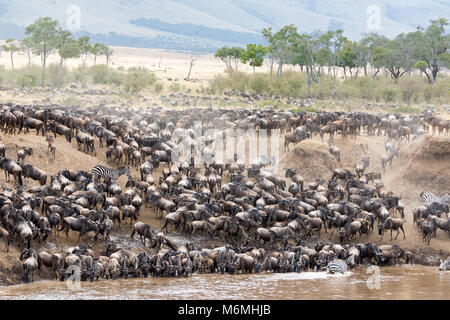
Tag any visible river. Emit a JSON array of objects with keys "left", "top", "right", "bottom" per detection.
[{"left": 0, "top": 265, "right": 448, "bottom": 299}]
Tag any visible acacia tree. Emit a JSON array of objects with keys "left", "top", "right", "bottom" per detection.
[
  {"left": 2, "top": 38, "right": 21, "bottom": 69},
  {"left": 359, "top": 33, "right": 390, "bottom": 80},
  {"left": 322, "top": 29, "right": 347, "bottom": 94},
  {"left": 78, "top": 35, "right": 91, "bottom": 68},
  {"left": 261, "top": 27, "right": 276, "bottom": 80},
  {"left": 102, "top": 45, "right": 114, "bottom": 66},
  {"left": 90, "top": 43, "right": 106, "bottom": 65},
  {"left": 339, "top": 41, "right": 358, "bottom": 79},
  {"left": 20, "top": 37, "right": 34, "bottom": 68},
  {"left": 214, "top": 46, "right": 244, "bottom": 76},
  {"left": 56, "top": 30, "right": 80, "bottom": 87},
  {"left": 25, "top": 17, "right": 61, "bottom": 86},
  {"left": 413, "top": 18, "right": 449, "bottom": 83},
  {"left": 241, "top": 44, "right": 268, "bottom": 75},
  {"left": 271, "top": 25, "right": 298, "bottom": 78}
]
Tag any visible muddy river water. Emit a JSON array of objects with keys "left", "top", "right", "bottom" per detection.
[{"left": 0, "top": 265, "right": 448, "bottom": 299}]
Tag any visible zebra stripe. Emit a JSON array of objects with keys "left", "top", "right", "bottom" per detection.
[
  {"left": 421, "top": 192, "right": 449, "bottom": 206},
  {"left": 91, "top": 165, "right": 130, "bottom": 182},
  {"left": 325, "top": 259, "right": 348, "bottom": 274}
]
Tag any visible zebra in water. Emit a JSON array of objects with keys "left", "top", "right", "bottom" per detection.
[
  {"left": 440, "top": 257, "right": 450, "bottom": 271},
  {"left": 91, "top": 165, "right": 131, "bottom": 183},
  {"left": 324, "top": 259, "right": 348, "bottom": 274}
]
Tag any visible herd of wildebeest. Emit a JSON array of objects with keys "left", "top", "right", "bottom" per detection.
[{"left": 0, "top": 102, "right": 449, "bottom": 283}]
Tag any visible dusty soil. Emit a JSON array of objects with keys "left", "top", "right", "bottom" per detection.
[{"left": 0, "top": 123, "right": 449, "bottom": 285}]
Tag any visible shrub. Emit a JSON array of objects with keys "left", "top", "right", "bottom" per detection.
[
  {"left": 89, "top": 65, "right": 109, "bottom": 84},
  {"left": 392, "top": 105, "right": 421, "bottom": 114},
  {"left": 154, "top": 82, "right": 164, "bottom": 93},
  {"left": 46, "top": 63, "right": 70, "bottom": 87},
  {"left": 169, "top": 83, "right": 181, "bottom": 92},
  {"left": 63, "top": 96, "right": 81, "bottom": 106},
  {"left": 18, "top": 74, "right": 37, "bottom": 88},
  {"left": 122, "top": 67, "right": 157, "bottom": 93},
  {"left": 382, "top": 89, "right": 397, "bottom": 102},
  {"left": 249, "top": 74, "right": 269, "bottom": 94}
]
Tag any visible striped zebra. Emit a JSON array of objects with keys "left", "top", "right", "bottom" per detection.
[
  {"left": 420, "top": 192, "right": 449, "bottom": 206},
  {"left": 91, "top": 165, "right": 131, "bottom": 183},
  {"left": 324, "top": 259, "right": 348, "bottom": 274}
]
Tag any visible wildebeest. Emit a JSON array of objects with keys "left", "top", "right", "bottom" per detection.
[
  {"left": 131, "top": 222, "right": 155, "bottom": 246},
  {"left": 378, "top": 218, "right": 405, "bottom": 241},
  {"left": 20, "top": 249, "right": 39, "bottom": 283},
  {"left": 60, "top": 217, "right": 99, "bottom": 241},
  {"left": 17, "top": 147, "right": 33, "bottom": 162},
  {"left": 0, "top": 227, "right": 11, "bottom": 252},
  {"left": 19, "top": 117, "right": 45, "bottom": 136},
  {"left": 328, "top": 138, "right": 340, "bottom": 163},
  {"left": 0, "top": 157, "right": 23, "bottom": 185},
  {"left": 19, "top": 163, "right": 47, "bottom": 186}
]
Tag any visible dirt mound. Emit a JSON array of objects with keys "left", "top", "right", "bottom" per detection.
[
  {"left": 0, "top": 132, "right": 110, "bottom": 189},
  {"left": 409, "top": 136, "right": 450, "bottom": 159},
  {"left": 280, "top": 141, "right": 338, "bottom": 182},
  {"left": 395, "top": 136, "right": 450, "bottom": 195}
]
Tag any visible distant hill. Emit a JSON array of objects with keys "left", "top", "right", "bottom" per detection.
[{"left": 0, "top": 0, "right": 448, "bottom": 52}]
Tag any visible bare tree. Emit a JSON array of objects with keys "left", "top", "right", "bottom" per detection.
[{"left": 185, "top": 53, "right": 196, "bottom": 80}]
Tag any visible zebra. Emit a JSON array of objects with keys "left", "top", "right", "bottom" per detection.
[
  {"left": 420, "top": 192, "right": 450, "bottom": 217},
  {"left": 420, "top": 192, "right": 449, "bottom": 206},
  {"left": 439, "top": 257, "right": 450, "bottom": 271},
  {"left": 324, "top": 259, "right": 348, "bottom": 274},
  {"left": 91, "top": 165, "right": 131, "bottom": 183}
]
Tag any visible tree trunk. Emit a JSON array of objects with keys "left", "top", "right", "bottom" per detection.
[
  {"left": 82, "top": 54, "right": 88, "bottom": 68},
  {"left": 343, "top": 66, "right": 347, "bottom": 79},
  {"left": 269, "top": 58, "right": 273, "bottom": 81},
  {"left": 333, "top": 66, "right": 337, "bottom": 96},
  {"left": 10, "top": 51, "right": 14, "bottom": 70},
  {"left": 306, "top": 66, "right": 312, "bottom": 88},
  {"left": 431, "top": 65, "right": 439, "bottom": 84},
  {"left": 41, "top": 49, "right": 46, "bottom": 87},
  {"left": 278, "top": 58, "right": 283, "bottom": 78},
  {"left": 57, "top": 57, "right": 63, "bottom": 88},
  {"left": 372, "top": 68, "right": 379, "bottom": 80},
  {"left": 186, "top": 58, "right": 194, "bottom": 80}
]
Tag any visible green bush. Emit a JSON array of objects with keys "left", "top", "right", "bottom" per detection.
[
  {"left": 382, "top": 89, "right": 397, "bottom": 102},
  {"left": 392, "top": 105, "right": 421, "bottom": 114},
  {"left": 208, "top": 69, "right": 449, "bottom": 107},
  {"left": 107, "top": 69, "right": 124, "bottom": 87},
  {"left": 154, "top": 82, "right": 164, "bottom": 93},
  {"left": 169, "top": 83, "right": 181, "bottom": 92},
  {"left": 122, "top": 67, "right": 157, "bottom": 93},
  {"left": 89, "top": 65, "right": 109, "bottom": 84},
  {"left": 63, "top": 96, "right": 81, "bottom": 106},
  {"left": 18, "top": 74, "right": 37, "bottom": 88},
  {"left": 46, "top": 63, "right": 70, "bottom": 87},
  {"left": 249, "top": 74, "right": 269, "bottom": 94}
]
